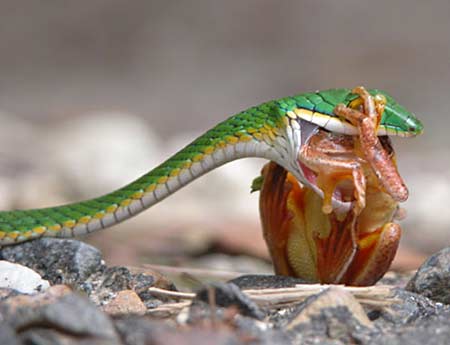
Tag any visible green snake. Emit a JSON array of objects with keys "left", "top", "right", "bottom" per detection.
[{"left": 0, "top": 88, "right": 423, "bottom": 245}]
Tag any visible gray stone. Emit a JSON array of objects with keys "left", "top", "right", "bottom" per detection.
[
  {"left": 369, "top": 288, "right": 442, "bottom": 327},
  {"left": 284, "top": 287, "right": 373, "bottom": 344},
  {"left": 232, "top": 315, "right": 293, "bottom": 345},
  {"left": 229, "top": 274, "right": 308, "bottom": 290},
  {"left": 115, "top": 315, "right": 243, "bottom": 345},
  {"left": 19, "top": 328, "right": 119, "bottom": 345},
  {"left": 369, "top": 309, "right": 450, "bottom": 345},
  {"left": 41, "top": 294, "right": 118, "bottom": 338},
  {"left": 0, "top": 261, "right": 49, "bottom": 293},
  {"left": 114, "top": 317, "right": 173, "bottom": 345},
  {"left": 0, "top": 238, "right": 103, "bottom": 286},
  {"left": 406, "top": 247, "right": 450, "bottom": 304},
  {"left": 193, "top": 282, "right": 265, "bottom": 320},
  {"left": 0, "top": 323, "right": 20, "bottom": 345},
  {"left": 82, "top": 266, "right": 171, "bottom": 307},
  {"left": 2, "top": 292, "right": 119, "bottom": 343}
]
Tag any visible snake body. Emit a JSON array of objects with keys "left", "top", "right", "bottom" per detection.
[{"left": 0, "top": 88, "right": 422, "bottom": 245}]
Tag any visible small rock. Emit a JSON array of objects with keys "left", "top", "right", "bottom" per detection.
[
  {"left": 114, "top": 317, "right": 173, "bottom": 345},
  {"left": 0, "top": 285, "right": 72, "bottom": 314},
  {"left": 369, "top": 309, "right": 450, "bottom": 345},
  {"left": 284, "top": 287, "right": 373, "bottom": 343},
  {"left": 406, "top": 247, "right": 450, "bottom": 304},
  {"left": 229, "top": 274, "right": 308, "bottom": 290},
  {"left": 232, "top": 315, "right": 293, "bottom": 345},
  {"left": 0, "top": 323, "right": 19, "bottom": 345},
  {"left": 102, "top": 290, "right": 146, "bottom": 316},
  {"left": 0, "top": 238, "right": 103, "bottom": 286},
  {"left": 192, "top": 282, "right": 265, "bottom": 320},
  {"left": 19, "top": 328, "right": 118, "bottom": 345},
  {"left": 130, "top": 271, "right": 172, "bottom": 308},
  {"left": 84, "top": 266, "right": 175, "bottom": 307},
  {"left": 370, "top": 288, "right": 441, "bottom": 326},
  {"left": 116, "top": 316, "right": 242, "bottom": 345},
  {"left": 96, "top": 266, "right": 133, "bottom": 292},
  {"left": 1, "top": 289, "right": 120, "bottom": 343},
  {"left": 0, "top": 261, "right": 49, "bottom": 293}
]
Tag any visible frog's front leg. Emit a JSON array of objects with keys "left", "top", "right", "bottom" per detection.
[
  {"left": 298, "top": 130, "right": 366, "bottom": 216},
  {"left": 334, "top": 86, "right": 408, "bottom": 202},
  {"left": 298, "top": 133, "right": 367, "bottom": 281}
]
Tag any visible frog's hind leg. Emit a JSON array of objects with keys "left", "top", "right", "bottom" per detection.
[{"left": 343, "top": 222, "right": 401, "bottom": 286}]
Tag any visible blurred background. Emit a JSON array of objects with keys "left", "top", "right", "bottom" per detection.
[{"left": 0, "top": 1, "right": 448, "bottom": 274}]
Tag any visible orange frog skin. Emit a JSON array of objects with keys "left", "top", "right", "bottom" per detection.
[{"left": 258, "top": 131, "right": 402, "bottom": 286}]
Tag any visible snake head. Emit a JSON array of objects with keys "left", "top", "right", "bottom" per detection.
[{"left": 348, "top": 88, "right": 424, "bottom": 137}]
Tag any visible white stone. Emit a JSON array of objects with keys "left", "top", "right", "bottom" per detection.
[{"left": 0, "top": 261, "right": 50, "bottom": 294}]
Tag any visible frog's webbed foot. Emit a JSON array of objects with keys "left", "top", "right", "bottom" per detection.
[{"left": 334, "top": 86, "right": 409, "bottom": 202}]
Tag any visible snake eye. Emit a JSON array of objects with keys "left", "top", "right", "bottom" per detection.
[{"left": 348, "top": 98, "right": 364, "bottom": 110}]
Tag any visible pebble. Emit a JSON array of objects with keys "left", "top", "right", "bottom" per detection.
[
  {"left": 0, "top": 238, "right": 103, "bottom": 286},
  {"left": 192, "top": 282, "right": 265, "bottom": 320},
  {"left": 83, "top": 266, "right": 175, "bottom": 307},
  {"left": 284, "top": 286, "right": 373, "bottom": 344},
  {"left": 406, "top": 247, "right": 450, "bottom": 304},
  {"left": 1, "top": 288, "right": 120, "bottom": 344},
  {"left": 369, "top": 309, "right": 450, "bottom": 345},
  {"left": 0, "top": 323, "right": 19, "bottom": 345},
  {"left": 229, "top": 274, "right": 308, "bottom": 289},
  {"left": 0, "top": 261, "right": 49, "bottom": 294},
  {"left": 370, "top": 288, "right": 440, "bottom": 326},
  {"left": 102, "top": 290, "right": 146, "bottom": 316}
]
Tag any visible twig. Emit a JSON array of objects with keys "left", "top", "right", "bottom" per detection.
[
  {"left": 148, "top": 287, "right": 195, "bottom": 299},
  {"left": 146, "top": 301, "right": 191, "bottom": 317},
  {"left": 147, "top": 283, "right": 398, "bottom": 309}
]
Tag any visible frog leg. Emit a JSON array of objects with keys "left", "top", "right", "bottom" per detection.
[
  {"left": 342, "top": 222, "right": 401, "bottom": 286},
  {"left": 298, "top": 138, "right": 368, "bottom": 282},
  {"left": 298, "top": 138, "right": 367, "bottom": 216},
  {"left": 260, "top": 161, "right": 357, "bottom": 283},
  {"left": 334, "top": 87, "right": 408, "bottom": 202},
  {"left": 259, "top": 162, "right": 298, "bottom": 276}
]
